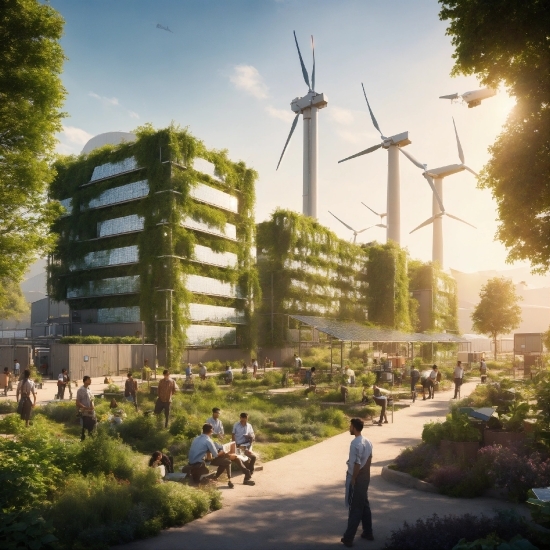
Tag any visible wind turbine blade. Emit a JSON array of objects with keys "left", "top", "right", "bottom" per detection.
[
  {"left": 329, "top": 211, "right": 356, "bottom": 232},
  {"left": 293, "top": 31, "right": 310, "bottom": 89},
  {"left": 463, "top": 165, "right": 479, "bottom": 177},
  {"left": 376, "top": 224, "right": 387, "bottom": 228},
  {"left": 311, "top": 36, "right": 315, "bottom": 91},
  {"left": 276, "top": 113, "right": 300, "bottom": 170},
  {"left": 356, "top": 227, "right": 371, "bottom": 234},
  {"left": 361, "top": 83, "right": 384, "bottom": 137},
  {"left": 423, "top": 174, "right": 445, "bottom": 214},
  {"left": 361, "top": 202, "right": 380, "bottom": 217},
  {"left": 445, "top": 212, "right": 476, "bottom": 229},
  {"left": 410, "top": 216, "right": 436, "bottom": 234},
  {"left": 338, "top": 143, "right": 382, "bottom": 163},
  {"left": 452, "top": 117, "right": 465, "bottom": 164},
  {"left": 398, "top": 147, "right": 426, "bottom": 170}
]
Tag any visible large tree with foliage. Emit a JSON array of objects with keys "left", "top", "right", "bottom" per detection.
[
  {"left": 471, "top": 277, "right": 522, "bottom": 359},
  {"left": 0, "top": 0, "right": 65, "bottom": 295},
  {"left": 0, "top": 279, "right": 28, "bottom": 322},
  {"left": 439, "top": 0, "right": 550, "bottom": 271}
]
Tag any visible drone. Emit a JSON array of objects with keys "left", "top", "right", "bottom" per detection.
[
  {"left": 156, "top": 24, "right": 173, "bottom": 33},
  {"left": 440, "top": 87, "right": 496, "bottom": 108}
]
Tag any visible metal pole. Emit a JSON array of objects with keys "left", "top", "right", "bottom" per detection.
[
  {"left": 141, "top": 320, "right": 145, "bottom": 373},
  {"left": 271, "top": 272, "right": 274, "bottom": 343}
]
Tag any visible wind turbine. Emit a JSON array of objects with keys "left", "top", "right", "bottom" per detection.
[
  {"left": 328, "top": 211, "right": 383, "bottom": 244},
  {"left": 361, "top": 202, "right": 387, "bottom": 228},
  {"left": 276, "top": 32, "right": 328, "bottom": 219},
  {"left": 401, "top": 118, "right": 477, "bottom": 268},
  {"left": 338, "top": 84, "right": 436, "bottom": 245}
]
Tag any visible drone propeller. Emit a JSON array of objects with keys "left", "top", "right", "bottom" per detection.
[{"left": 276, "top": 113, "right": 300, "bottom": 170}]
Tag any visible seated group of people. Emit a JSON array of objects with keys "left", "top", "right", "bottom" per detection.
[{"left": 150, "top": 408, "right": 257, "bottom": 488}]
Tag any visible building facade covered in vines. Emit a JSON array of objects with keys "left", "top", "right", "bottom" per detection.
[
  {"left": 256, "top": 210, "right": 369, "bottom": 345},
  {"left": 48, "top": 125, "right": 259, "bottom": 366}
]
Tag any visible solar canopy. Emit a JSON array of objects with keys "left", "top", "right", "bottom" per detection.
[{"left": 289, "top": 315, "right": 468, "bottom": 344}]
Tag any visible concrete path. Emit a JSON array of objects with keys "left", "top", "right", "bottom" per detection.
[{"left": 122, "top": 379, "right": 527, "bottom": 550}]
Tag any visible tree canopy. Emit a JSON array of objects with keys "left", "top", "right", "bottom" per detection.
[
  {"left": 471, "top": 277, "right": 522, "bottom": 359},
  {"left": 0, "top": 279, "right": 28, "bottom": 322},
  {"left": 0, "top": 0, "right": 65, "bottom": 287},
  {"left": 439, "top": 0, "right": 550, "bottom": 272}
]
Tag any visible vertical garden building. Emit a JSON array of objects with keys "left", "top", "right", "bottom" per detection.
[{"left": 49, "top": 126, "right": 258, "bottom": 366}]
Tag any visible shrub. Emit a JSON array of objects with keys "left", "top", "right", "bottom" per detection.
[
  {"left": 383, "top": 510, "right": 531, "bottom": 550},
  {"left": 393, "top": 443, "right": 439, "bottom": 479},
  {"left": 0, "top": 413, "right": 25, "bottom": 435},
  {"left": 38, "top": 401, "right": 79, "bottom": 423},
  {"left": 0, "top": 510, "right": 58, "bottom": 549},
  {"left": 452, "top": 535, "right": 538, "bottom": 550},
  {"left": 317, "top": 407, "right": 348, "bottom": 429},
  {"left": 116, "top": 414, "right": 171, "bottom": 452},
  {"left": 0, "top": 400, "right": 17, "bottom": 414},
  {"left": 78, "top": 428, "right": 137, "bottom": 480},
  {"left": 478, "top": 443, "right": 550, "bottom": 501},
  {"left": 421, "top": 411, "right": 480, "bottom": 445}
]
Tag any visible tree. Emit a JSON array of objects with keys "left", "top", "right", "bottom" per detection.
[
  {"left": 0, "top": 279, "right": 29, "bottom": 322},
  {"left": 0, "top": 0, "right": 65, "bottom": 287},
  {"left": 471, "top": 277, "right": 522, "bottom": 359},
  {"left": 439, "top": 1, "right": 550, "bottom": 272}
]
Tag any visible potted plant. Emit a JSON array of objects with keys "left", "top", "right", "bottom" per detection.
[{"left": 438, "top": 410, "right": 481, "bottom": 462}]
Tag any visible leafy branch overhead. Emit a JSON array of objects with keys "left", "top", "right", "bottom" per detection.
[{"left": 439, "top": 0, "right": 550, "bottom": 272}]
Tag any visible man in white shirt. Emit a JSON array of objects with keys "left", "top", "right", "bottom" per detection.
[
  {"left": 76, "top": 375, "right": 96, "bottom": 440},
  {"left": 294, "top": 353, "right": 302, "bottom": 372},
  {"left": 198, "top": 362, "right": 207, "bottom": 381},
  {"left": 188, "top": 423, "right": 235, "bottom": 488},
  {"left": 252, "top": 358, "right": 258, "bottom": 378},
  {"left": 232, "top": 412, "right": 257, "bottom": 480},
  {"left": 453, "top": 361, "right": 464, "bottom": 399},
  {"left": 206, "top": 407, "right": 224, "bottom": 439},
  {"left": 13, "top": 359, "right": 20, "bottom": 378},
  {"left": 341, "top": 418, "right": 373, "bottom": 547}
]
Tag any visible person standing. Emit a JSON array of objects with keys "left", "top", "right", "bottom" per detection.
[
  {"left": 341, "top": 417, "right": 373, "bottom": 547},
  {"left": 198, "top": 362, "right": 207, "bottom": 381},
  {"left": 372, "top": 383, "right": 389, "bottom": 425},
  {"left": 57, "top": 369, "right": 68, "bottom": 400},
  {"left": 410, "top": 364, "right": 420, "bottom": 400},
  {"left": 294, "top": 353, "right": 302, "bottom": 373},
  {"left": 252, "top": 358, "right": 258, "bottom": 378},
  {"left": 13, "top": 359, "right": 20, "bottom": 379},
  {"left": 155, "top": 369, "right": 176, "bottom": 428},
  {"left": 0, "top": 367, "right": 10, "bottom": 396},
  {"left": 224, "top": 364, "right": 233, "bottom": 385},
  {"left": 422, "top": 365, "right": 437, "bottom": 400},
  {"left": 16, "top": 369, "right": 36, "bottom": 427},
  {"left": 480, "top": 359, "right": 488, "bottom": 383},
  {"left": 232, "top": 412, "right": 257, "bottom": 481},
  {"left": 453, "top": 361, "right": 464, "bottom": 399},
  {"left": 124, "top": 371, "right": 138, "bottom": 410},
  {"left": 76, "top": 376, "right": 96, "bottom": 440}
]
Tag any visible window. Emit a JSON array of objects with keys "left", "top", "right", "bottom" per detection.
[
  {"left": 189, "top": 182, "right": 238, "bottom": 213},
  {"left": 186, "top": 325, "right": 237, "bottom": 346},
  {"left": 98, "top": 215, "right": 144, "bottom": 237},
  {"left": 91, "top": 157, "right": 138, "bottom": 181},
  {"left": 86, "top": 180, "right": 149, "bottom": 209}
]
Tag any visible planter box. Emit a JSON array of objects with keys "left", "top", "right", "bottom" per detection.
[
  {"left": 524, "top": 419, "right": 537, "bottom": 433},
  {"left": 440, "top": 440, "right": 480, "bottom": 462},
  {"left": 483, "top": 429, "right": 526, "bottom": 447}
]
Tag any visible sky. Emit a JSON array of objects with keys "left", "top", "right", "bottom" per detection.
[{"left": 50, "top": 0, "right": 520, "bottom": 274}]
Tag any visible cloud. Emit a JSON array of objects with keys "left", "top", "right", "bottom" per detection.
[
  {"left": 89, "top": 91, "right": 119, "bottom": 106},
  {"left": 265, "top": 105, "right": 295, "bottom": 123},
  {"left": 61, "top": 125, "right": 93, "bottom": 145},
  {"left": 329, "top": 106, "right": 354, "bottom": 125},
  {"left": 229, "top": 65, "right": 268, "bottom": 99},
  {"left": 128, "top": 110, "right": 140, "bottom": 119}
]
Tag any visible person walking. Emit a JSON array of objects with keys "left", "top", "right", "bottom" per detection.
[
  {"left": 16, "top": 369, "right": 36, "bottom": 427},
  {"left": 13, "top": 359, "right": 20, "bottom": 379},
  {"left": 341, "top": 417, "right": 373, "bottom": 547},
  {"left": 76, "top": 376, "right": 96, "bottom": 440},
  {"left": 372, "top": 383, "right": 389, "bottom": 425},
  {"left": 57, "top": 368, "right": 69, "bottom": 400},
  {"left": 124, "top": 371, "right": 138, "bottom": 411},
  {"left": 155, "top": 369, "right": 176, "bottom": 428},
  {"left": 410, "top": 364, "right": 420, "bottom": 401},
  {"left": 453, "top": 361, "right": 464, "bottom": 399},
  {"left": 252, "top": 358, "right": 258, "bottom": 378},
  {"left": 0, "top": 367, "right": 10, "bottom": 396},
  {"left": 480, "top": 359, "right": 488, "bottom": 383}
]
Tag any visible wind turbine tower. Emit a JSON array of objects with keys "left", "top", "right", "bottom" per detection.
[
  {"left": 338, "top": 85, "right": 435, "bottom": 246},
  {"left": 277, "top": 32, "right": 328, "bottom": 219},
  {"left": 402, "top": 119, "right": 477, "bottom": 268}
]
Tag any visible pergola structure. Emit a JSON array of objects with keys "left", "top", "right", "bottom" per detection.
[{"left": 289, "top": 315, "right": 469, "bottom": 370}]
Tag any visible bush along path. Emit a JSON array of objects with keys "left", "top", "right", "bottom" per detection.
[{"left": 121, "top": 379, "right": 532, "bottom": 550}]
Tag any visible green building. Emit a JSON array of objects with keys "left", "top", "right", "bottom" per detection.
[
  {"left": 408, "top": 260, "right": 459, "bottom": 333},
  {"left": 48, "top": 125, "right": 258, "bottom": 367},
  {"left": 256, "top": 210, "right": 369, "bottom": 345}
]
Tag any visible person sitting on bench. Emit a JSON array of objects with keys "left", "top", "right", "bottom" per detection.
[
  {"left": 232, "top": 413, "right": 257, "bottom": 485},
  {"left": 188, "top": 423, "right": 237, "bottom": 488}
]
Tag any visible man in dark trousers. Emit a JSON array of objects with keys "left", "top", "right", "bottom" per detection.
[{"left": 341, "top": 418, "right": 373, "bottom": 547}]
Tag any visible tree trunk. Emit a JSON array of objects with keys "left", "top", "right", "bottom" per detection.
[{"left": 493, "top": 334, "right": 498, "bottom": 361}]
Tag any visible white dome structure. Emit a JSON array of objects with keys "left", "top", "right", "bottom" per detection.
[{"left": 81, "top": 131, "right": 137, "bottom": 154}]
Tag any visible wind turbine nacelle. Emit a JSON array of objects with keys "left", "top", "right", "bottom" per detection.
[
  {"left": 382, "top": 131, "right": 411, "bottom": 148},
  {"left": 462, "top": 88, "right": 496, "bottom": 108},
  {"left": 426, "top": 164, "right": 464, "bottom": 178},
  {"left": 291, "top": 92, "right": 328, "bottom": 113}
]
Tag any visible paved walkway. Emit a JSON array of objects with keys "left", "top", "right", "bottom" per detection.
[{"left": 122, "top": 380, "right": 527, "bottom": 550}]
